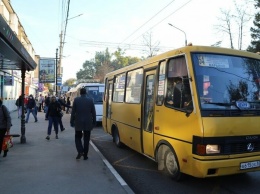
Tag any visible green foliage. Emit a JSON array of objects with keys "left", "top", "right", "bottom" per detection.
[
  {"left": 63, "top": 78, "right": 76, "bottom": 86},
  {"left": 248, "top": 0, "right": 260, "bottom": 52},
  {"left": 76, "top": 48, "right": 141, "bottom": 82},
  {"left": 76, "top": 60, "right": 96, "bottom": 80},
  {"left": 111, "top": 48, "right": 141, "bottom": 70}
]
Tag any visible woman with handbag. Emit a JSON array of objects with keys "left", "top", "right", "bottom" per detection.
[
  {"left": 0, "top": 98, "right": 12, "bottom": 157},
  {"left": 46, "top": 96, "right": 62, "bottom": 140}
]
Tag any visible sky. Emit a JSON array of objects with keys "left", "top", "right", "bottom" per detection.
[{"left": 11, "top": 0, "right": 256, "bottom": 83}]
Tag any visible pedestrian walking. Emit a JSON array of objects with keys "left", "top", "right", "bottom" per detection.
[
  {"left": 44, "top": 94, "right": 51, "bottom": 120},
  {"left": 25, "top": 94, "right": 38, "bottom": 123},
  {"left": 0, "top": 98, "right": 12, "bottom": 157},
  {"left": 15, "top": 95, "right": 23, "bottom": 118},
  {"left": 70, "top": 88, "right": 96, "bottom": 160},
  {"left": 56, "top": 96, "right": 71, "bottom": 131},
  {"left": 66, "top": 96, "right": 71, "bottom": 114},
  {"left": 38, "top": 94, "right": 44, "bottom": 112},
  {"left": 46, "top": 96, "right": 62, "bottom": 140},
  {"left": 24, "top": 95, "right": 28, "bottom": 109},
  {"left": 35, "top": 96, "right": 39, "bottom": 116}
]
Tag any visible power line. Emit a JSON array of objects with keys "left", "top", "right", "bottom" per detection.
[
  {"left": 78, "top": 40, "right": 174, "bottom": 52},
  {"left": 119, "top": 0, "right": 175, "bottom": 45},
  {"left": 128, "top": 0, "right": 193, "bottom": 44}
]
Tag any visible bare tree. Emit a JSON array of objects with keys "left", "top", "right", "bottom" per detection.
[
  {"left": 142, "top": 31, "right": 160, "bottom": 58},
  {"left": 216, "top": 9, "right": 234, "bottom": 49},
  {"left": 214, "top": 0, "right": 252, "bottom": 50},
  {"left": 233, "top": 1, "right": 252, "bottom": 50}
]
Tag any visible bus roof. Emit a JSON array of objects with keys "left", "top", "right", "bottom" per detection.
[
  {"left": 105, "top": 45, "right": 260, "bottom": 78},
  {"left": 75, "top": 83, "right": 105, "bottom": 89}
]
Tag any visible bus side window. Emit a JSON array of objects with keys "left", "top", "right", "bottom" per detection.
[{"left": 166, "top": 77, "right": 182, "bottom": 108}]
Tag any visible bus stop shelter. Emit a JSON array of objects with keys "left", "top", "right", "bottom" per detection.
[{"left": 0, "top": 14, "right": 37, "bottom": 143}]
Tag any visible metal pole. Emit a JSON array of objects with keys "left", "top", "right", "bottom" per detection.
[
  {"left": 20, "top": 66, "right": 26, "bottom": 143},
  {"left": 168, "top": 23, "right": 187, "bottom": 46},
  {"left": 56, "top": 48, "right": 58, "bottom": 95}
]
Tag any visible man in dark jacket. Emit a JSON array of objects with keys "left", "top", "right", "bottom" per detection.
[
  {"left": 70, "top": 88, "right": 96, "bottom": 160},
  {"left": 25, "top": 94, "right": 38, "bottom": 123}
]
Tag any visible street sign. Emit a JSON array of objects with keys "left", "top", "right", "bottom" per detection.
[
  {"left": 3, "top": 76, "right": 13, "bottom": 86},
  {"left": 57, "top": 77, "right": 62, "bottom": 86}
]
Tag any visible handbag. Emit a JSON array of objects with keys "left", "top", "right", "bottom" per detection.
[{"left": 2, "top": 135, "right": 13, "bottom": 151}]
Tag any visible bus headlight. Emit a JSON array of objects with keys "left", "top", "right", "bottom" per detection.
[{"left": 206, "top": 144, "right": 220, "bottom": 154}]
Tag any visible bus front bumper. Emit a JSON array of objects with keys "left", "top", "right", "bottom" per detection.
[{"left": 190, "top": 154, "right": 260, "bottom": 178}]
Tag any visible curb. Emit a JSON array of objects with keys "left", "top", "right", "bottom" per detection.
[{"left": 90, "top": 140, "right": 135, "bottom": 194}]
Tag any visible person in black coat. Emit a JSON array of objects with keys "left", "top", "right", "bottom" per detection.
[
  {"left": 16, "top": 95, "right": 23, "bottom": 118},
  {"left": 25, "top": 94, "right": 38, "bottom": 123},
  {"left": 56, "top": 96, "right": 71, "bottom": 131},
  {"left": 46, "top": 96, "right": 62, "bottom": 140},
  {"left": 70, "top": 88, "right": 96, "bottom": 160},
  {"left": 0, "top": 99, "right": 12, "bottom": 157}
]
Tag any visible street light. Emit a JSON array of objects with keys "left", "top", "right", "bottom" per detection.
[{"left": 168, "top": 23, "right": 187, "bottom": 46}]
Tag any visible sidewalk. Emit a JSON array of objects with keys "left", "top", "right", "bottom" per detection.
[{"left": 0, "top": 110, "right": 134, "bottom": 194}]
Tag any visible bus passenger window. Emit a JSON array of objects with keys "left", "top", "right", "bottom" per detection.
[
  {"left": 166, "top": 77, "right": 182, "bottom": 108},
  {"left": 166, "top": 77, "right": 193, "bottom": 110}
]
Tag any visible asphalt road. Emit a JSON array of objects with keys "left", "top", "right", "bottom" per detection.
[{"left": 91, "top": 126, "right": 260, "bottom": 194}]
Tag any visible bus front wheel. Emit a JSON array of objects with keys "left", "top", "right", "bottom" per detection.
[
  {"left": 113, "top": 128, "right": 123, "bottom": 148},
  {"left": 164, "top": 147, "right": 183, "bottom": 181}
]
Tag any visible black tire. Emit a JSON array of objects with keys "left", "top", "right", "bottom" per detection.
[
  {"left": 113, "top": 128, "right": 123, "bottom": 148},
  {"left": 164, "top": 147, "right": 183, "bottom": 181}
]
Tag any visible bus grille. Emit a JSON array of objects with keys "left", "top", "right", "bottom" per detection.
[{"left": 222, "top": 142, "right": 260, "bottom": 154}]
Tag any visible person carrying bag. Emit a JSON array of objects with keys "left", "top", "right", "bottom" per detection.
[{"left": 0, "top": 98, "right": 12, "bottom": 157}]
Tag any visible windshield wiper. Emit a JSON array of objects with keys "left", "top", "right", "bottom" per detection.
[{"left": 203, "top": 102, "right": 233, "bottom": 107}]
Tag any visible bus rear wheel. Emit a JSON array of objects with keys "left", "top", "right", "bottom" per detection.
[
  {"left": 113, "top": 128, "right": 123, "bottom": 148},
  {"left": 164, "top": 147, "right": 183, "bottom": 181}
]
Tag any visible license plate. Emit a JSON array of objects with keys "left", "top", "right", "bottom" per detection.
[{"left": 240, "top": 161, "right": 260, "bottom": 170}]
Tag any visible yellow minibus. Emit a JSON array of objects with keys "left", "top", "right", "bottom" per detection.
[{"left": 102, "top": 45, "right": 260, "bottom": 180}]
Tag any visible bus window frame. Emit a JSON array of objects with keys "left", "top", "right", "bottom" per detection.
[
  {"left": 125, "top": 68, "right": 144, "bottom": 104},
  {"left": 112, "top": 73, "right": 126, "bottom": 103},
  {"left": 164, "top": 55, "right": 194, "bottom": 113}
]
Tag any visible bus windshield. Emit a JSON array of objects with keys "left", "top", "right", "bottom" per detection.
[
  {"left": 84, "top": 86, "right": 104, "bottom": 104},
  {"left": 192, "top": 53, "right": 260, "bottom": 110}
]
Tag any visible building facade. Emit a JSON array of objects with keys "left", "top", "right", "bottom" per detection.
[{"left": 0, "top": 0, "right": 39, "bottom": 111}]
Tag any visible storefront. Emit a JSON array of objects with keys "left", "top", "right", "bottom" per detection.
[{"left": 0, "top": 14, "right": 37, "bottom": 143}]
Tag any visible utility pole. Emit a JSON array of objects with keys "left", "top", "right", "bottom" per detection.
[
  {"left": 57, "top": 13, "right": 83, "bottom": 95},
  {"left": 55, "top": 48, "right": 58, "bottom": 95}
]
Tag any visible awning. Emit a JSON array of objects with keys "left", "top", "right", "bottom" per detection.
[{"left": 0, "top": 14, "right": 37, "bottom": 71}]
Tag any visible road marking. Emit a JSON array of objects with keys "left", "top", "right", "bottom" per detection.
[{"left": 90, "top": 140, "right": 135, "bottom": 194}]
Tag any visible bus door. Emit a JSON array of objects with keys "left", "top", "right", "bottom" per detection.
[
  {"left": 104, "top": 80, "right": 113, "bottom": 133},
  {"left": 142, "top": 69, "right": 156, "bottom": 157}
]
